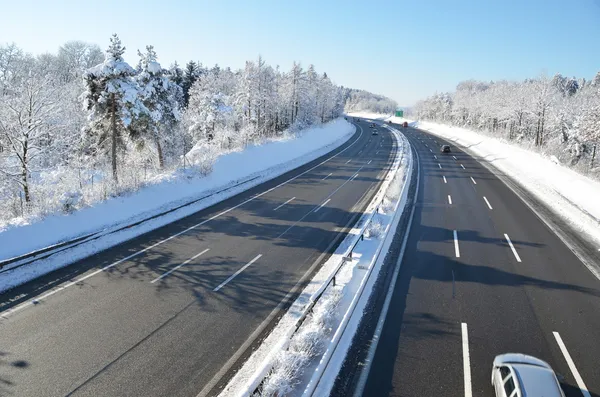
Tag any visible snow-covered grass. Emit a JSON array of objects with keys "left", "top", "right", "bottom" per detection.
[
  {"left": 416, "top": 120, "right": 600, "bottom": 248},
  {"left": 258, "top": 287, "right": 342, "bottom": 396},
  {"left": 0, "top": 119, "right": 354, "bottom": 292},
  {"left": 221, "top": 124, "right": 411, "bottom": 397}
]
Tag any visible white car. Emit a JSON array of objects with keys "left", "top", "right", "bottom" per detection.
[{"left": 491, "top": 354, "right": 565, "bottom": 397}]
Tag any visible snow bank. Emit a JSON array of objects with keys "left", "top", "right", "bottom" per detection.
[
  {"left": 0, "top": 119, "right": 354, "bottom": 291},
  {"left": 416, "top": 120, "right": 600, "bottom": 248},
  {"left": 345, "top": 111, "right": 392, "bottom": 121}
]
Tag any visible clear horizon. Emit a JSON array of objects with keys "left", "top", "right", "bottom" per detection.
[{"left": 2, "top": 0, "right": 600, "bottom": 106}]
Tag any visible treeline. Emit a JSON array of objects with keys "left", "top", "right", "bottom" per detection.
[
  {"left": 413, "top": 73, "right": 600, "bottom": 173},
  {"left": 343, "top": 88, "right": 398, "bottom": 114},
  {"left": 0, "top": 34, "right": 355, "bottom": 225}
]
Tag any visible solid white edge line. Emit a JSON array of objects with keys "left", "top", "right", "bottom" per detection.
[
  {"left": 448, "top": 195, "right": 452, "bottom": 205},
  {"left": 151, "top": 248, "right": 210, "bottom": 283},
  {"left": 315, "top": 198, "right": 332, "bottom": 212},
  {"left": 322, "top": 173, "right": 332, "bottom": 181},
  {"left": 553, "top": 332, "right": 591, "bottom": 397},
  {"left": 454, "top": 230, "right": 460, "bottom": 258},
  {"left": 483, "top": 196, "right": 493, "bottom": 210},
  {"left": 462, "top": 323, "right": 473, "bottom": 397},
  {"left": 470, "top": 176, "right": 477, "bottom": 185},
  {"left": 213, "top": 254, "right": 262, "bottom": 292},
  {"left": 4, "top": 125, "right": 367, "bottom": 316},
  {"left": 274, "top": 197, "right": 296, "bottom": 211},
  {"left": 504, "top": 233, "right": 522, "bottom": 262}
]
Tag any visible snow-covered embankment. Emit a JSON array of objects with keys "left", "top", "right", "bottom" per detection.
[{"left": 0, "top": 119, "right": 355, "bottom": 293}]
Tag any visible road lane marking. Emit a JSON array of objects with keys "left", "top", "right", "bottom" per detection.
[
  {"left": 553, "top": 332, "right": 591, "bottom": 397},
  {"left": 454, "top": 230, "right": 460, "bottom": 257},
  {"left": 214, "top": 254, "right": 262, "bottom": 292},
  {"left": 433, "top": 155, "right": 437, "bottom": 159},
  {"left": 504, "top": 234, "right": 522, "bottom": 262},
  {"left": 443, "top": 176, "right": 447, "bottom": 184},
  {"left": 314, "top": 198, "right": 331, "bottom": 212},
  {"left": 376, "top": 151, "right": 379, "bottom": 154},
  {"left": 274, "top": 197, "right": 296, "bottom": 211},
  {"left": 453, "top": 156, "right": 457, "bottom": 160},
  {"left": 483, "top": 196, "right": 493, "bottom": 210},
  {"left": 351, "top": 173, "right": 359, "bottom": 181},
  {"left": 470, "top": 177, "right": 477, "bottom": 185},
  {"left": 346, "top": 159, "right": 352, "bottom": 164},
  {"left": 438, "top": 163, "right": 442, "bottom": 169},
  {"left": 461, "top": 164, "right": 466, "bottom": 169},
  {"left": 448, "top": 195, "right": 452, "bottom": 205},
  {"left": 367, "top": 160, "right": 372, "bottom": 164},
  {"left": 322, "top": 173, "right": 332, "bottom": 180},
  {"left": 1, "top": 126, "right": 374, "bottom": 316},
  {"left": 429, "top": 149, "right": 433, "bottom": 152},
  {"left": 151, "top": 249, "right": 210, "bottom": 283},
  {"left": 462, "top": 323, "right": 473, "bottom": 397}
]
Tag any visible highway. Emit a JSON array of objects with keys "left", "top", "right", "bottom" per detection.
[
  {"left": 361, "top": 124, "right": 600, "bottom": 397},
  {"left": 0, "top": 120, "right": 396, "bottom": 397}
]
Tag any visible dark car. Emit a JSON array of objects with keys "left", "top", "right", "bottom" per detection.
[
  {"left": 403, "top": 121, "right": 408, "bottom": 128},
  {"left": 441, "top": 145, "right": 451, "bottom": 153}
]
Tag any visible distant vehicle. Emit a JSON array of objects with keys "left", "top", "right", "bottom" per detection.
[
  {"left": 403, "top": 121, "right": 408, "bottom": 128},
  {"left": 370, "top": 123, "right": 375, "bottom": 128},
  {"left": 441, "top": 145, "right": 451, "bottom": 153},
  {"left": 372, "top": 130, "right": 378, "bottom": 135},
  {"left": 491, "top": 354, "right": 565, "bottom": 397}
]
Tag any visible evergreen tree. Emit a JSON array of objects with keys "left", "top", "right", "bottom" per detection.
[
  {"left": 131, "top": 45, "right": 181, "bottom": 168},
  {"left": 82, "top": 34, "right": 146, "bottom": 182},
  {"left": 182, "top": 61, "right": 199, "bottom": 107}
]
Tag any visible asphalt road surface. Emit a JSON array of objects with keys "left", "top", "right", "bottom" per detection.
[
  {"left": 0, "top": 120, "right": 396, "bottom": 397},
  {"left": 363, "top": 124, "right": 600, "bottom": 397}
]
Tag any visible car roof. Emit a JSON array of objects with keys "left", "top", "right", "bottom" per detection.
[{"left": 511, "top": 363, "right": 563, "bottom": 397}]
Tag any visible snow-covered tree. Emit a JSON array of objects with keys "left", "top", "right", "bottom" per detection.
[
  {"left": 184, "top": 68, "right": 233, "bottom": 143},
  {"left": 82, "top": 34, "right": 146, "bottom": 182},
  {"left": 130, "top": 45, "right": 182, "bottom": 168},
  {"left": 0, "top": 72, "right": 65, "bottom": 202}
]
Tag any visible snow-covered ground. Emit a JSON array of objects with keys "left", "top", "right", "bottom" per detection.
[
  {"left": 218, "top": 124, "right": 411, "bottom": 397},
  {"left": 415, "top": 120, "right": 600, "bottom": 249},
  {"left": 345, "top": 111, "right": 392, "bottom": 121},
  {"left": 0, "top": 119, "right": 354, "bottom": 292}
]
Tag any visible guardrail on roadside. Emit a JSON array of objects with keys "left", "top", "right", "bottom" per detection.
[
  {"left": 0, "top": 176, "right": 260, "bottom": 274},
  {"left": 242, "top": 125, "right": 408, "bottom": 396},
  {"left": 303, "top": 126, "right": 412, "bottom": 396}
]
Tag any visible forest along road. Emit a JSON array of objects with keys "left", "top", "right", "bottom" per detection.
[
  {"left": 0, "top": 119, "right": 396, "bottom": 397},
  {"left": 361, "top": 123, "right": 600, "bottom": 397}
]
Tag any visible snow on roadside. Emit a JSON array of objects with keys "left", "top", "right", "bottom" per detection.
[
  {"left": 416, "top": 120, "right": 600, "bottom": 248},
  {"left": 345, "top": 111, "right": 392, "bottom": 121},
  {"left": 0, "top": 119, "right": 354, "bottom": 292}
]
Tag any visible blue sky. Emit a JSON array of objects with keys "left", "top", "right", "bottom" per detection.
[{"left": 2, "top": 0, "right": 600, "bottom": 105}]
